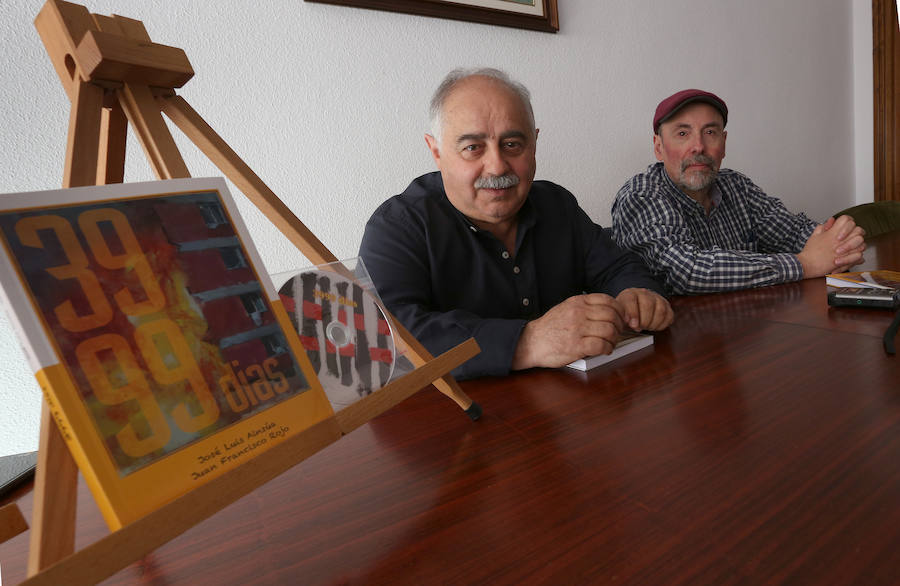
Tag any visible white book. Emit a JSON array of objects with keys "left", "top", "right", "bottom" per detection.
[{"left": 565, "top": 333, "right": 654, "bottom": 371}]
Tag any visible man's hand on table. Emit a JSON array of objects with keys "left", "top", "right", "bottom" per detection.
[
  {"left": 615, "top": 287, "right": 674, "bottom": 332},
  {"left": 511, "top": 290, "right": 673, "bottom": 370},
  {"left": 799, "top": 215, "right": 866, "bottom": 277}
]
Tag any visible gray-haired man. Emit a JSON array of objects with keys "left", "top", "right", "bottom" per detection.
[{"left": 359, "top": 68, "right": 672, "bottom": 379}]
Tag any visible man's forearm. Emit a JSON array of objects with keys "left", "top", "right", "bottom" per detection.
[
  {"left": 657, "top": 246, "right": 805, "bottom": 294},
  {"left": 395, "top": 306, "right": 527, "bottom": 380}
]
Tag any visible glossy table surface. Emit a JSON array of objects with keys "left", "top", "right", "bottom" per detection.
[{"left": 2, "top": 234, "right": 900, "bottom": 585}]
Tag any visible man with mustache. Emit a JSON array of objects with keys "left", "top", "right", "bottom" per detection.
[
  {"left": 612, "top": 89, "right": 866, "bottom": 295},
  {"left": 359, "top": 68, "right": 672, "bottom": 379}
]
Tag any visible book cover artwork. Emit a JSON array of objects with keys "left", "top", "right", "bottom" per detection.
[
  {"left": 826, "top": 270, "right": 900, "bottom": 290},
  {"left": 0, "top": 178, "right": 332, "bottom": 528}
]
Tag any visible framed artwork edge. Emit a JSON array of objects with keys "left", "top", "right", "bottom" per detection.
[{"left": 304, "top": 0, "right": 559, "bottom": 33}]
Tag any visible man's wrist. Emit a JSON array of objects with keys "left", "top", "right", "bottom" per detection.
[
  {"left": 511, "top": 321, "right": 536, "bottom": 371},
  {"left": 795, "top": 252, "right": 810, "bottom": 279}
]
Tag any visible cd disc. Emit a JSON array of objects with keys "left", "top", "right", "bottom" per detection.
[{"left": 278, "top": 269, "right": 396, "bottom": 410}]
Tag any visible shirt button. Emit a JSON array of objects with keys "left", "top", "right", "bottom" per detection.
[
  {"left": 501, "top": 251, "right": 510, "bottom": 259},
  {"left": 522, "top": 298, "right": 530, "bottom": 306},
  {"left": 513, "top": 266, "right": 520, "bottom": 274}
]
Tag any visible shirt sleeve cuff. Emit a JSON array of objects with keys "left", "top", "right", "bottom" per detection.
[
  {"left": 454, "top": 318, "right": 528, "bottom": 379},
  {"left": 773, "top": 252, "right": 805, "bottom": 282}
]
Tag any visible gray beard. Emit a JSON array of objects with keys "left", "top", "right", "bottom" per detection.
[
  {"left": 677, "top": 156, "right": 718, "bottom": 192},
  {"left": 678, "top": 169, "right": 717, "bottom": 192}
]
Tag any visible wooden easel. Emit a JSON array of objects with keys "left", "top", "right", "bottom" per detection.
[{"left": 17, "top": 1, "right": 481, "bottom": 582}]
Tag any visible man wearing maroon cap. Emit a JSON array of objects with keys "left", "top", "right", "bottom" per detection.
[{"left": 611, "top": 89, "right": 866, "bottom": 295}]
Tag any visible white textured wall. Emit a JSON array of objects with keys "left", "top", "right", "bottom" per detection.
[
  {"left": 0, "top": 0, "right": 870, "bottom": 456},
  {"left": 853, "top": 0, "right": 874, "bottom": 205}
]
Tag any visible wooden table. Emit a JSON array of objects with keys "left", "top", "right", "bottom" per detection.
[{"left": 3, "top": 234, "right": 900, "bottom": 585}]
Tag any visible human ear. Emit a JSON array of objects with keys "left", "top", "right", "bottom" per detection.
[
  {"left": 424, "top": 134, "right": 441, "bottom": 167},
  {"left": 653, "top": 134, "right": 663, "bottom": 161}
]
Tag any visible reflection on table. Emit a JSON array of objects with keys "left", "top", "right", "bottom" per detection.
[{"left": 2, "top": 233, "right": 899, "bottom": 585}]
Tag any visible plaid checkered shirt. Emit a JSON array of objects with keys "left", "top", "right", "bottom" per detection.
[{"left": 611, "top": 162, "right": 818, "bottom": 295}]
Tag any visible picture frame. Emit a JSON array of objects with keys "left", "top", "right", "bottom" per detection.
[{"left": 304, "top": 0, "right": 559, "bottom": 33}]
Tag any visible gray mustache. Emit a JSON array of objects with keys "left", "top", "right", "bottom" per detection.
[
  {"left": 681, "top": 155, "right": 716, "bottom": 171},
  {"left": 474, "top": 174, "right": 520, "bottom": 189}
]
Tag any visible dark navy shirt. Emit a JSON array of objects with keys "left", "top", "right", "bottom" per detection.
[{"left": 359, "top": 172, "right": 664, "bottom": 379}]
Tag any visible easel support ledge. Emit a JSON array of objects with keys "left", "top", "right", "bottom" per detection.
[{"left": 21, "top": 337, "right": 478, "bottom": 586}]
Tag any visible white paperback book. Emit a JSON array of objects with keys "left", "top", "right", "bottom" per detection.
[{"left": 565, "top": 333, "right": 654, "bottom": 371}]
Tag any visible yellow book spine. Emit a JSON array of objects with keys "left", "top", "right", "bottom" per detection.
[{"left": 35, "top": 363, "right": 124, "bottom": 529}]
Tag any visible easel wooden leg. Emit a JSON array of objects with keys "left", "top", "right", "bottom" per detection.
[
  {"left": 62, "top": 78, "right": 104, "bottom": 188},
  {"left": 27, "top": 77, "right": 105, "bottom": 576},
  {"left": 158, "top": 95, "right": 480, "bottom": 418},
  {"left": 27, "top": 405, "right": 79, "bottom": 575},
  {"left": 158, "top": 95, "right": 349, "bottom": 266},
  {"left": 118, "top": 83, "right": 189, "bottom": 179},
  {"left": 390, "top": 322, "right": 482, "bottom": 419},
  {"left": 97, "top": 96, "right": 127, "bottom": 184}
]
